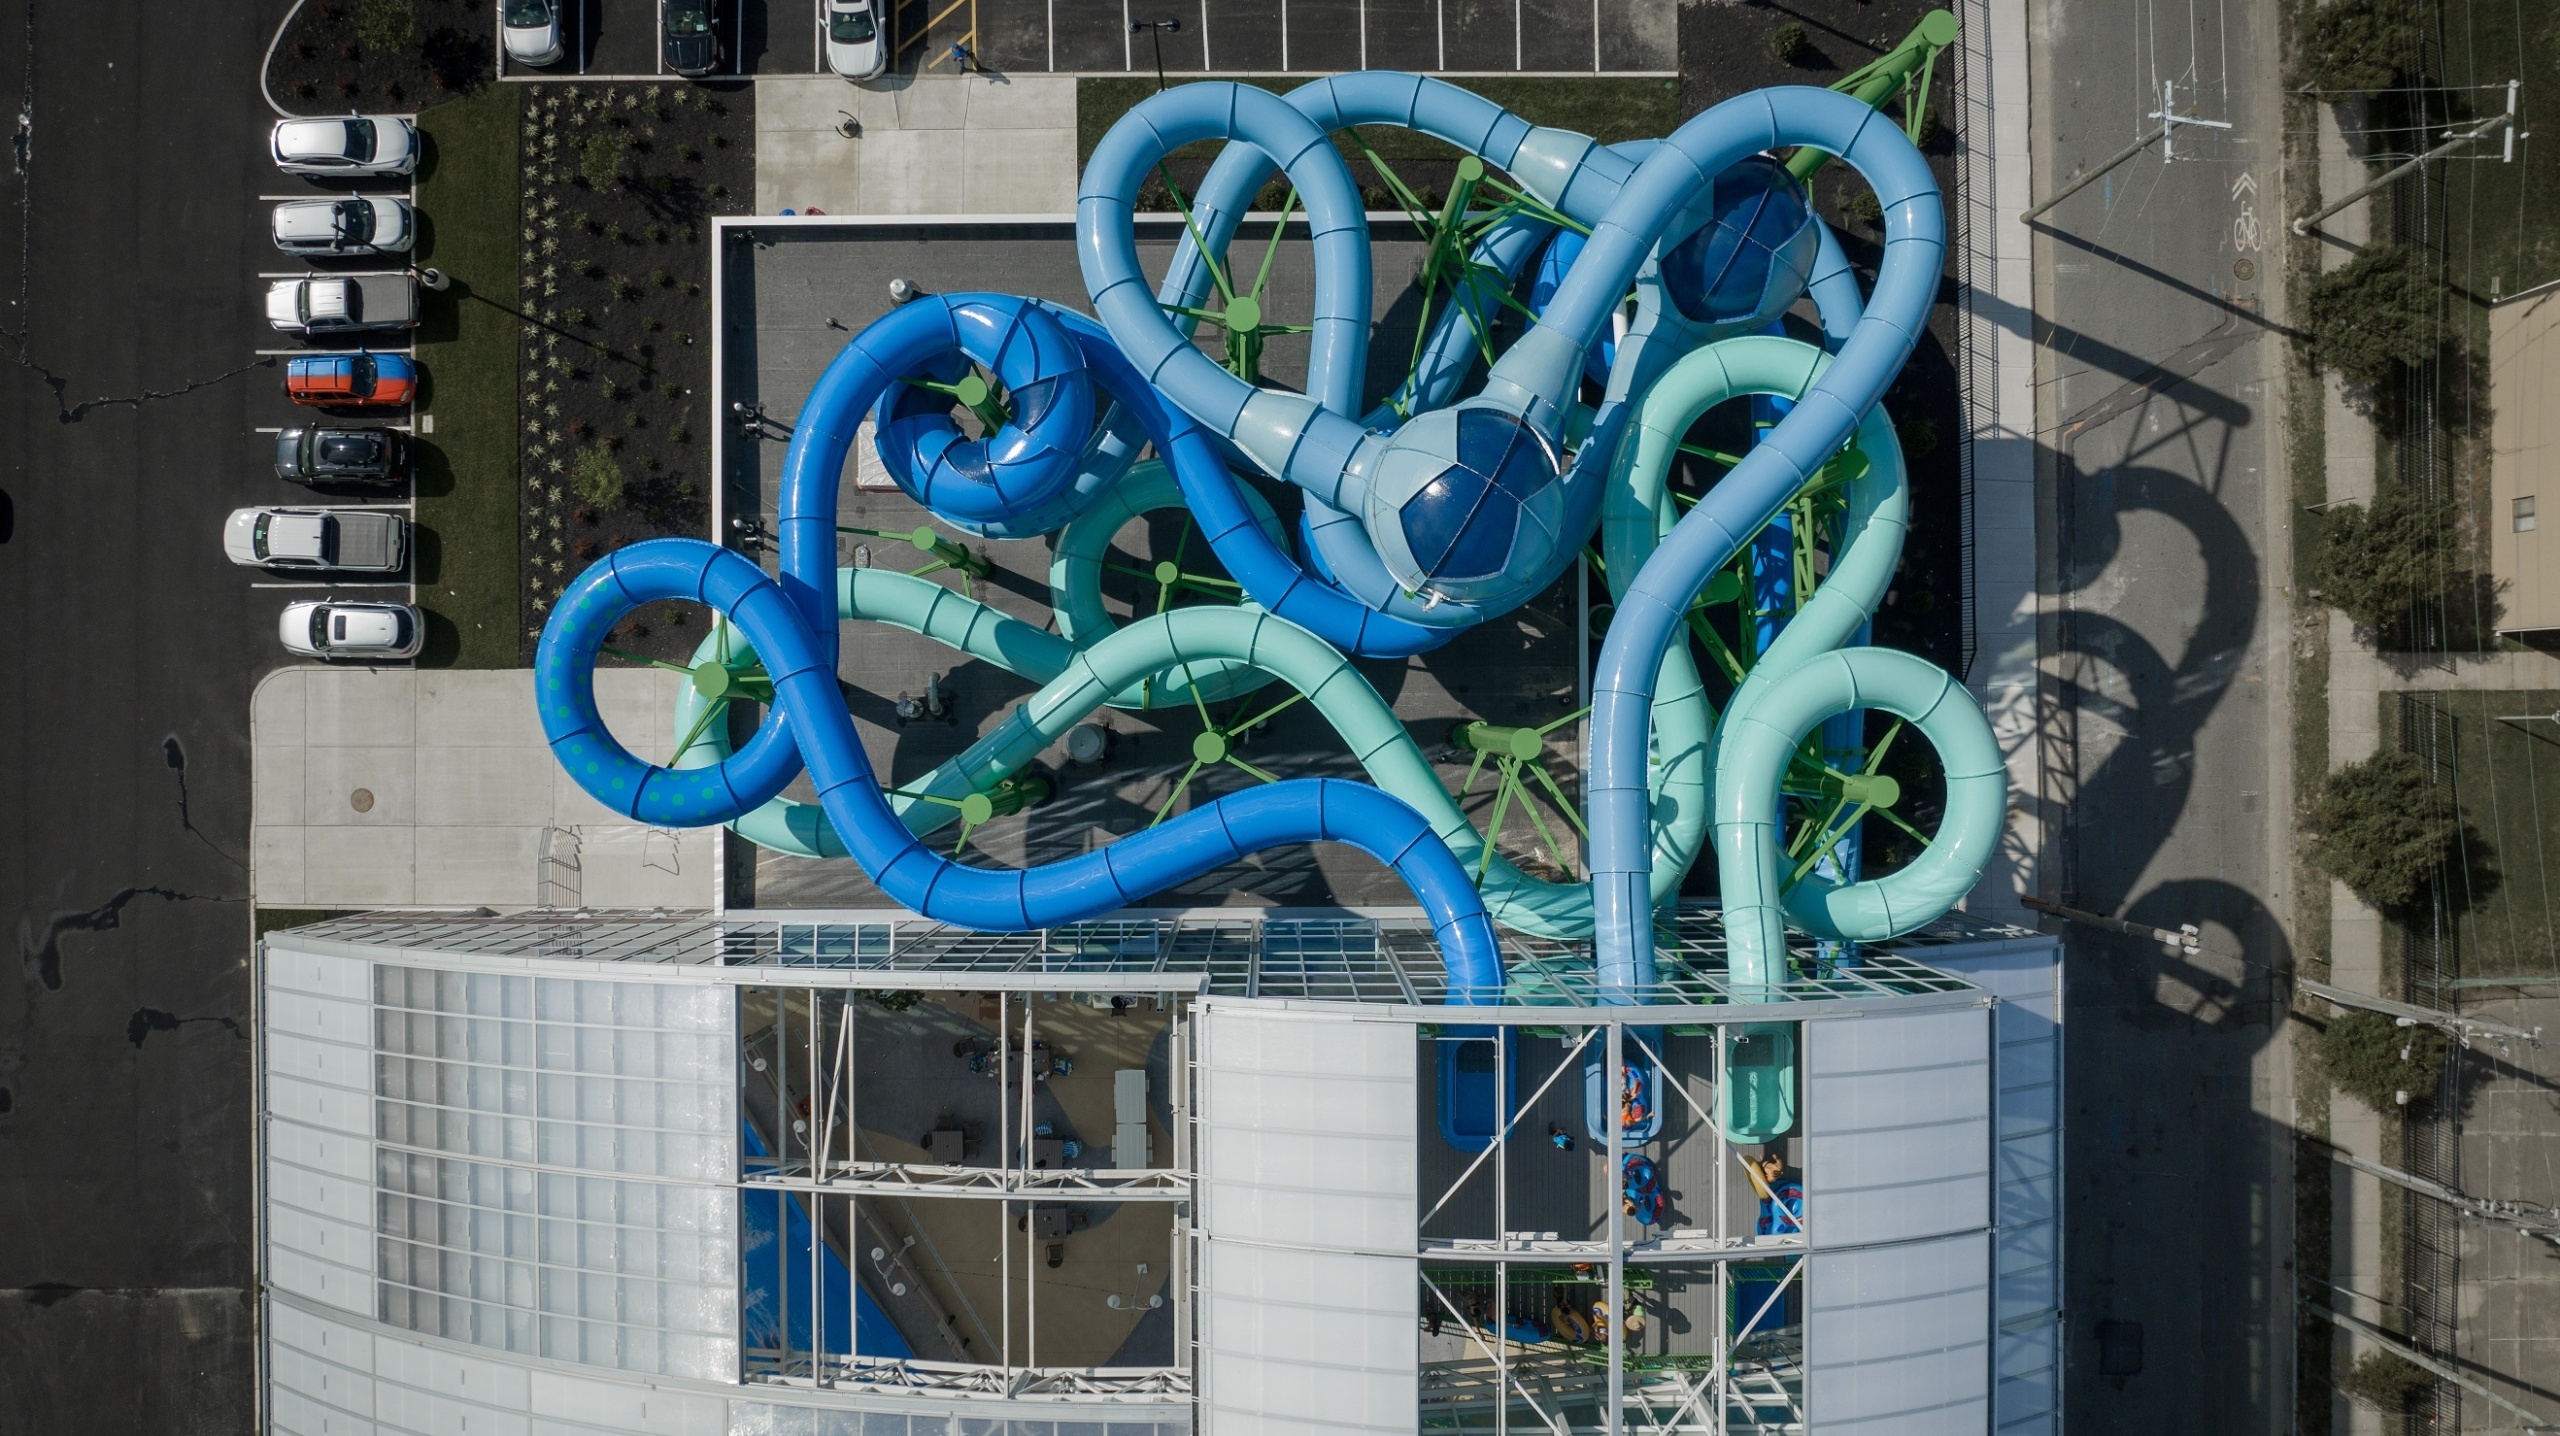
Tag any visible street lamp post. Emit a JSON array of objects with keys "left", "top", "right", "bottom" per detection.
[{"left": 1129, "top": 17, "right": 1181, "bottom": 92}]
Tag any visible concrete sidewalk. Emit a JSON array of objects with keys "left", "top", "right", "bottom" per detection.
[
  {"left": 755, "top": 73, "right": 1077, "bottom": 217},
  {"left": 250, "top": 667, "right": 715, "bottom": 911}
]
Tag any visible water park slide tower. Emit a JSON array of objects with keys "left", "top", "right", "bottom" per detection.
[{"left": 259, "top": 25, "right": 2058, "bottom": 1433}]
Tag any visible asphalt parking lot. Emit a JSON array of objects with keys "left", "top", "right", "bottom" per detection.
[{"left": 501, "top": 0, "right": 1674, "bottom": 78}]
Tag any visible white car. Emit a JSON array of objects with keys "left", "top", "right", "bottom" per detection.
[
  {"left": 824, "top": 0, "right": 886, "bottom": 80},
  {"left": 503, "top": 0, "right": 566, "bottom": 66},
  {"left": 270, "top": 115, "right": 418, "bottom": 177},
  {"left": 280, "top": 600, "right": 423, "bottom": 660},
  {"left": 272, "top": 197, "right": 414, "bottom": 255},
  {"left": 224, "top": 506, "right": 410, "bottom": 572}
]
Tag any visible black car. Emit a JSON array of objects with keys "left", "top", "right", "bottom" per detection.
[
  {"left": 662, "top": 0, "right": 718, "bottom": 76},
  {"left": 274, "top": 426, "right": 408, "bottom": 486}
]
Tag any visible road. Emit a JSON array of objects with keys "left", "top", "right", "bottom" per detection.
[
  {"left": 2028, "top": 0, "right": 2296, "bottom": 1429},
  {"left": 0, "top": 2, "right": 304, "bottom": 1429}
]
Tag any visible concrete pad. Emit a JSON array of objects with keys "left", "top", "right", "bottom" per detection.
[
  {"left": 413, "top": 672, "right": 539, "bottom": 745},
  {"left": 414, "top": 745, "right": 558, "bottom": 827},
  {"left": 252, "top": 668, "right": 712, "bottom": 912},
  {"left": 757, "top": 73, "right": 1076, "bottom": 217},
  {"left": 414, "top": 827, "right": 542, "bottom": 908},
  {"left": 962, "top": 75, "right": 1074, "bottom": 130},
  {"left": 300, "top": 746, "right": 416, "bottom": 827},
  {"left": 962, "top": 131, "right": 1077, "bottom": 213},
  {"left": 255, "top": 825, "right": 309, "bottom": 907},
  {"left": 298, "top": 826, "right": 419, "bottom": 908},
  {"left": 254, "top": 668, "right": 309, "bottom": 748},
  {"left": 302, "top": 665, "right": 413, "bottom": 747}
]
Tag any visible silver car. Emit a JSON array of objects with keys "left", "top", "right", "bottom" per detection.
[
  {"left": 279, "top": 600, "right": 424, "bottom": 660},
  {"left": 271, "top": 197, "right": 415, "bottom": 255},
  {"left": 224, "top": 506, "right": 409, "bottom": 572},
  {"left": 503, "top": 0, "right": 566, "bottom": 66},
  {"left": 270, "top": 115, "right": 419, "bottom": 177}
]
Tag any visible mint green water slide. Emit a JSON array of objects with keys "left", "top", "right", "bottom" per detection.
[
  {"left": 1607, "top": 332, "right": 2006, "bottom": 1138},
  {"left": 1605, "top": 333, "right": 2004, "bottom": 958},
  {"left": 672, "top": 460, "right": 1713, "bottom": 939}
]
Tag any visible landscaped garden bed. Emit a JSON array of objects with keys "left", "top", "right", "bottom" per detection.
[
  {"left": 269, "top": 0, "right": 493, "bottom": 113},
  {"left": 513, "top": 82, "right": 754, "bottom": 664}
]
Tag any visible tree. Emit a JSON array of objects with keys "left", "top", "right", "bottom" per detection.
[
  {"left": 2304, "top": 749, "right": 2457, "bottom": 909},
  {"left": 571, "top": 443, "right": 626, "bottom": 510},
  {"left": 2303, "top": 245, "right": 2440, "bottom": 390},
  {"left": 2338, "top": 1349, "right": 2435, "bottom": 1410},
  {"left": 2314, "top": 482, "right": 2445, "bottom": 630},
  {"left": 2321, "top": 1010, "right": 2450, "bottom": 1112},
  {"left": 2298, "top": 0, "right": 2419, "bottom": 92}
]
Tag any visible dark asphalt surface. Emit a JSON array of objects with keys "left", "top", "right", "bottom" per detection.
[
  {"left": 0, "top": 2, "right": 305, "bottom": 1429},
  {"left": 2030, "top": 0, "right": 2292, "bottom": 1430}
]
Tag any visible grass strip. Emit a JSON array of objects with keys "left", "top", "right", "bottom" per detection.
[
  {"left": 1077, "top": 75, "right": 1682, "bottom": 169},
  {"left": 414, "top": 84, "right": 522, "bottom": 668}
]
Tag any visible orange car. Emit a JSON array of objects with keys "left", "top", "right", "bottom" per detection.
[{"left": 285, "top": 350, "right": 418, "bottom": 408}]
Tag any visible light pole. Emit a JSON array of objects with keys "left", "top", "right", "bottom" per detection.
[{"left": 1129, "top": 17, "right": 1181, "bottom": 92}]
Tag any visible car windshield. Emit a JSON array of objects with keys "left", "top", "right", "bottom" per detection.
[
  {"left": 253, "top": 513, "right": 272, "bottom": 557},
  {"left": 310, "top": 609, "right": 332, "bottom": 649},
  {"left": 667, "top": 5, "right": 709, "bottom": 35},
  {"left": 342, "top": 118, "right": 375, "bottom": 160},
  {"left": 333, "top": 200, "right": 374, "bottom": 243},
  {"left": 504, "top": 0, "right": 550, "bottom": 23},
  {"left": 318, "top": 433, "right": 380, "bottom": 467},
  {"left": 392, "top": 610, "right": 415, "bottom": 646},
  {"left": 349, "top": 354, "right": 375, "bottom": 388},
  {"left": 830, "top": 8, "right": 876, "bottom": 42}
]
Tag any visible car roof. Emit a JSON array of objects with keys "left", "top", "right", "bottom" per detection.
[{"left": 276, "top": 118, "right": 352, "bottom": 148}]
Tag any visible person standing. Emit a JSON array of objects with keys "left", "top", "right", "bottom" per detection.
[{"left": 1750, "top": 1151, "right": 1804, "bottom": 1235}]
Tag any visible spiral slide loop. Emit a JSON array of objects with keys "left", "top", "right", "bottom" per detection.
[{"left": 870, "top": 296, "right": 1095, "bottom": 533}]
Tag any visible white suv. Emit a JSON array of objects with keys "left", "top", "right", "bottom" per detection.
[
  {"left": 270, "top": 115, "right": 418, "bottom": 177},
  {"left": 280, "top": 600, "right": 424, "bottom": 660}
]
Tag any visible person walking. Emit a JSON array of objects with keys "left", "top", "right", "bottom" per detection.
[{"left": 947, "top": 39, "right": 978, "bottom": 73}]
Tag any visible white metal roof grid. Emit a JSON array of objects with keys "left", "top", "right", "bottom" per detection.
[{"left": 271, "top": 907, "right": 2027, "bottom": 1008}]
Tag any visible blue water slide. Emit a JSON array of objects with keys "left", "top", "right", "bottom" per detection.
[
  {"left": 1584, "top": 87, "right": 1951, "bottom": 1001},
  {"left": 532, "top": 293, "right": 1504, "bottom": 999},
  {"left": 740, "top": 1120, "right": 909, "bottom": 1360}
]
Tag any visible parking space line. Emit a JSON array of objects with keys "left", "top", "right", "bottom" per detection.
[
  {"left": 904, "top": 0, "right": 969, "bottom": 59},
  {"left": 251, "top": 580, "right": 415, "bottom": 589}
]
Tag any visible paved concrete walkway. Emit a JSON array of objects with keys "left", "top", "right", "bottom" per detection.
[
  {"left": 755, "top": 73, "right": 1077, "bottom": 217},
  {"left": 251, "top": 667, "right": 715, "bottom": 911}
]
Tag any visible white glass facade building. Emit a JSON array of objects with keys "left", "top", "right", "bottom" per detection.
[{"left": 257, "top": 909, "right": 2059, "bottom": 1436}]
